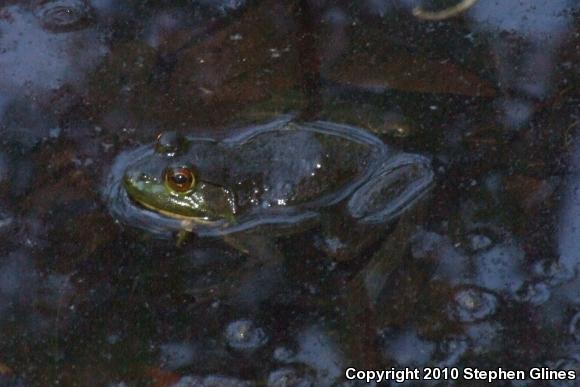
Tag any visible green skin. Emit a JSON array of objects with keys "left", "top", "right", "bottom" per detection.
[
  {"left": 123, "top": 175, "right": 236, "bottom": 224},
  {"left": 115, "top": 117, "right": 433, "bottom": 239},
  {"left": 105, "top": 116, "right": 435, "bottom": 328},
  {"left": 107, "top": 117, "right": 435, "bottom": 369}
]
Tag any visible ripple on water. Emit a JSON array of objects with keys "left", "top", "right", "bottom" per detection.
[
  {"left": 33, "top": 0, "right": 94, "bottom": 32},
  {"left": 531, "top": 260, "right": 576, "bottom": 287},
  {"left": 514, "top": 281, "right": 552, "bottom": 306},
  {"left": 224, "top": 319, "right": 268, "bottom": 351},
  {"left": 449, "top": 286, "right": 499, "bottom": 323}
]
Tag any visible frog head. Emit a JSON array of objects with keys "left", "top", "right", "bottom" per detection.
[{"left": 122, "top": 131, "right": 236, "bottom": 225}]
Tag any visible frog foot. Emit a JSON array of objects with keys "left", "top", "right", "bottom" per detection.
[
  {"left": 173, "top": 229, "right": 189, "bottom": 247},
  {"left": 188, "top": 263, "right": 285, "bottom": 308}
]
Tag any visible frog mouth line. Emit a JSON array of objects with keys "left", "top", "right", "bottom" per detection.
[{"left": 126, "top": 193, "right": 221, "bottom": 226}]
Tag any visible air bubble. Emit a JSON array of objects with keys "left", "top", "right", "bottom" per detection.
[
  {"left": 225, "top": 319, "right": 268, "bottom": 351},
  {"left": 450, "top": 286, "right": 499, "bottom": 323},
  {"left": 33, "top": 0, "right": 94, "bottom": 32}
]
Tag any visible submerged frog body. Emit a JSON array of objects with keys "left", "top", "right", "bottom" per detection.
[{"left": 104, "top": 116, "right": 434, "bottom": 239}]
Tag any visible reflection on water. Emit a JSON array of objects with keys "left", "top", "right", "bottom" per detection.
[
  {"left": 469, "top": 0, "right": 575, "bottom": 129},
  {"left": 0, "top": 0, "right": 578, "bottom": 385}
]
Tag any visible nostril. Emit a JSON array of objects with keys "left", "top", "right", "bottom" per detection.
[{"left": 125, "top": 172, "right": 150, "bottom": 183}]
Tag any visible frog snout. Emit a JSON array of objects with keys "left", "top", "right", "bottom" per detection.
[
  {"left": 123, "top": 172, "right": 157, "bottom": 194},
  {"left": 124, "top": 171, "right": 152, "bottom": 184}
]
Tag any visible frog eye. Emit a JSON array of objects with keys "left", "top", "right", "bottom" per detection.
[
  {"left": 156, "top": 131, "right": 187, "bottom": 156},
  {"left": 164, "top": 166, "right": 196, "bottom": 192}
]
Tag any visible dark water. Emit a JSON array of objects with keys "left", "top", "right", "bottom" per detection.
[{"left": 0, "top": 0, "right": 578, "bottom": 386}]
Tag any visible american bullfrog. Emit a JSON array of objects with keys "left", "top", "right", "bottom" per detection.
[
  {"left": 105, "top": 115, "right": 433, "bottom": 238},
  {"left": 104, "top": 115, "right": 433, "bottom": 302}
]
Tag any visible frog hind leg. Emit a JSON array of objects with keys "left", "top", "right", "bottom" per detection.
[
  {"left": 317, "top": 211, "right": 387, "bottom": 261},
  {"left": 316, "top": 153, "right": 433, "bottom": 261},
  {"left": 191, "top": 232, "right": 287, "bottom": 309},
  {"left": 342, "top": 193, "right": 432, "bottom": 367},
  {"left": 347, "top": 153, "right": 434, "bottom": 224}
]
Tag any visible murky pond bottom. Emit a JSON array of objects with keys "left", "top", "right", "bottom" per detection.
[{"left": 0, "top": 0, "right": 578, "bottom": 385}]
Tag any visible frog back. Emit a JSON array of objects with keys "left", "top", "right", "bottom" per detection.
[{"left": 219, "top": 117, "right": 390, "bottom": 224}]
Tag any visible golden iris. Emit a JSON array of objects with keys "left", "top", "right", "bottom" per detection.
[{"left": 164, "top": 166, "right": 196, "bottom": 192}]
